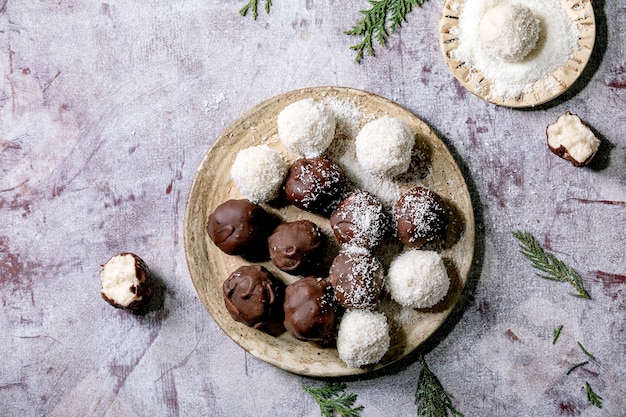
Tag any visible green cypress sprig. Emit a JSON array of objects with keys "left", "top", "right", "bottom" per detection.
[
  {"left": 415, "top": 355, "right": 464, "bottom": 417},
  {"left": 585, "top": 382, "right": 603, "bottom": 408},
  {"left": 302, "top": 382, "right": 364, "bottom": 417},
  {"left": 240, "top": 0, "right": 272, "bottom": 19},
  {"left": 345, "top": 0, "right": 428, "bottom": 63},
  {"left": 552, "top": 324, "right": 564, "bottom": 344},
  {"left": 512, "top": 231, "right": 591, "bottom": 299}
]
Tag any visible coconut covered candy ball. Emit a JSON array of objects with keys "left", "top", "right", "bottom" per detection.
[
  {"left": 355, "top": 116, "right": 414, "bottom": 178},
  {"left": 277, "top": 98, "right": 336, "bottom": 158},
  {"left": 337, "top": 309, "right": 390, "bottom": 368},
  {"left": 100, "top": 252, "right": 153, "bottom": 310},
  {"left": 230, "top": 145, "right": 288, "bottom": 203},
  {"left": 478, "top": 2, "right": 541, "bottom": 63},
  {"left": 329, "top": 251, "right": 385, "bottom": 309},
  {"left": 394, "top": 186, "right": 448, "bottom": 248},
  {"left": 386, "top": 250, "right": 450, "bottom": 309}
]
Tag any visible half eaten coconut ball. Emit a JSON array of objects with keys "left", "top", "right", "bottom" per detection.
[
  {"left": 547, "top": 111, "right": 601, "bottom": 167},
  {"left": 100, "top": 252, "right": 153, "bottom": 310}
]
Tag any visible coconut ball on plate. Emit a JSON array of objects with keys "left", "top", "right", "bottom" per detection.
[
  {"left": 478, "top": 2, "right": 541, "bottom": 63},
  {"left": 277, "top": 98, "right": 336, "bottom": 158},
  {"left": 100, "top": 252, "right": 153, "bottom": 310},
  {"left": 386, "top": 250, "right": 450, "bottom": 309},
  {"left": 230, "top": 145, "right": 288, "bottom": 203},
  {"left": 355, "top": 117, "right": 414, "bottom": 178},
  {"left": 337, "top": 309, "right": 390, "bottom": 367}
]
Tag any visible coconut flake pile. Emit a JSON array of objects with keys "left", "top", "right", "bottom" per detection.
[
  {"left": 386, "top": 250, "right": 450, "bottom": 309},
  {"left": 277, "top": 98, "right": 336, "bottom": 158},
  {"left": 337, "top": 309, "right": 390, "bottom": 367},
  {"left": 355, "top": 117, "right": 414, "bottom": 178},
  {"left": 230, "top": 145, "right": 288, "bottom": 203},
  {"left": 453, "top": 0, "right": 578, "bottom": 99}
]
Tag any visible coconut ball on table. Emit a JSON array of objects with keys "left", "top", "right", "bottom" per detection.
[
  {"left": 100, "top": 252, "right": 153, "bottom": 310},
  {"left": 355, "top": 117, "right": 414, "bottom": 178},
  {"left": 337, "top": 309, "right": 390, "bottom": 368},
  {"left": 386, "top": 250, "right": 450, "bottom": 309},
  {"left": 230, "top": 145, "right": 288, "bottom": 204},
  {"left": 277, "top": 98, "right": 336, "bottom": 158}
]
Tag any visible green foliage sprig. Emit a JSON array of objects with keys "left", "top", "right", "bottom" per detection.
[
  {"left": 552, "top": 324, "right": 564, "bottom": 344},
  {"left": 585, "top": 382, "right": 603, "bottom": 408},
  {"left": 415, "top": 355, "right": 464, "bottom": 417},
  {"left": 303, "top": 382, "right": 364, "bottom": 417},
  {"left": 345, "top": 0, "right": 428, "bottom": 63},
  {"left": 512, "top": 231, "right": 591, "bottom": 299},
  {"left": 240, "top": 0, "right": 272, "bottom": 19}
]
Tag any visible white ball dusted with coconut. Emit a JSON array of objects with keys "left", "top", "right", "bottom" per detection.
[
  {"left": 386, "top": 250, "right": 450, "bottom": 309},
  {"left": 277, "top": 98, "right": 336, "bottom": 158},
  {"left": 355, "top": 116, "right": 414, "bottom": 178},
  {"left": 230, "top": 145, "right": 288, "bottom": 203},
  {"left": 337, "top": 309, "right": 390, "bottom": 367}
]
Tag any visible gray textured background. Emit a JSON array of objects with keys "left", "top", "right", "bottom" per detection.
[{"left": 1, "top": 1, "right": 624, "bottom": 416}]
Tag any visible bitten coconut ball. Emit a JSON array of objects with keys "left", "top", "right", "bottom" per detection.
[
  {"left": 230, "top": 145, "right": 288, "bottom": 203},
  {"left": 100, "top": 253, "right": 153, "bottom": 310},
  {"left": 355, "top": 117, "right": 414, "bottom": 178},
  {"left": 546, "top": 111, "right": 601, "bottom": 167},
  {"left": 277, "top": 98, "right": 336, "bottom": 158},
  {"left": 386, "top": 250, "right": 450, "bottom": 309},
  {"left": 478, "top": 3, "right": 541, "bottom": 63},
  {"left": 337, "top": 309, "right": 390, "bottom": 367}
]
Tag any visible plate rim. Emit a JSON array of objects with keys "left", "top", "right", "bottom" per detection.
[{"left": 183, "top": 86, "right": 476, "bottom": 376}]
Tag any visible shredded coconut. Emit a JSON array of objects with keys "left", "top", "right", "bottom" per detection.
[
  {"left": 277, "top": 98, "right": 336, "bottom": 158},
  {"left": 230, "top": 145, "right": 288, "bottom": 203},
  {"left": 453, "top": 0, "right": 579, "bottom": 99},
  {"left": 355, "top": 117, "right": 415, "bottom": 178},
  {"left": 386, "top": 250, "right": 450, "bottom": 309},
  {"left": 337, "top": 309, "right": 390, "bottom": 367}
]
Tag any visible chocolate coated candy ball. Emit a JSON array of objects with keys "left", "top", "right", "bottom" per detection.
[
  {"left": 394, "top": 186, "right": 448, "bottom": 248},
  {"left": 223, "top": 265, "right": 280, "bottom": 329},
  {"left": 330, "top": 190, "right": 390, "bottom": 250},
  {"left": 329, "top": 251, "right": 384, "bottom": 309},
  {"left": 268, "top": 220, "right": 324, "bottom": 275},
  {"left": 100, "top": 252, "right": 153, "bottom": 311},
  {"left": 284, "top": 155, "right": 350, "bottom": 217},
  {"left": 206, "top": 199, "right": 277, "bottom": 260},
  {"left": 283, "top": 277, "right": 337, "bottom": 346}
]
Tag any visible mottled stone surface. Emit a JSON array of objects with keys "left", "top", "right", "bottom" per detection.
[{"left": 1, "top": 1, "right": 625, "bottom": 416}]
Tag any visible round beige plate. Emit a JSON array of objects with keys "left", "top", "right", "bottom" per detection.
[
  {"left": 439, "top": 0, "right": 595, "bottom": 107},
  {"left": 184, "top": 87, "right": 475, "bottom": 377}
]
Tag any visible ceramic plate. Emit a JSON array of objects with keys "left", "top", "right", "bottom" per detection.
[
  {"left": 184, "top": 86, "right": 475, "bottom": 376},
  {"left": 439, "top": 0, "right": 595, "bottom": 107}
]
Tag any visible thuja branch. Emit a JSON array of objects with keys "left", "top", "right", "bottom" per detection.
[
  {"left": 415, "top": 355, "right": 464, "bottom": 417},
  {"left": 240, "top": 0, "right": 272, "bottom": 19},
  {"left": 512, "top": 231, "right": 591, "bottom": 299},
  {"left": 345, "top": 0, "right": 428, "bottom": 63}
]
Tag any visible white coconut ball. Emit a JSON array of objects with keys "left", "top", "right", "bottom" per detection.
[
  {"left": 337, "top": 309, "right": 390, "bottom": 367},
  {"left": 230, "top": 145, "right": 288, "bottom": 203},
  {"left": 386, "top": 250, "right": 450, "bottom": 309},
  {"left": 478, "top": 3, "right": 541, "bottom": 63},
  {"left": 355, "top": 117, "right": 414, "bottom": 177},
  {"left": 277, "top": 98, "right": 336, "bottom": 158}
]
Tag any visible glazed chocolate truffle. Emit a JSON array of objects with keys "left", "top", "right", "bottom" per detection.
[
  {"left": 283, "top": 277, "right": 337, "bottom": 346},
  {"left": 330, "top": 190, "right": 391, "bottom": 250},
  {"left": 100, "top": 252, "right": 153, "bottom": 310},
  {"left": 329, "top": 251, "right": 384, "bottom": 309},
  {"left": 284, "top": 155, "right": 350, "bottom": 217},
  {"left": 268, "top": 220, "right": 324, "bottom": 275},
  {"left": 223, "top": 265, "right": 280, "bottom": 329},
  {"left": 394, "top": 186, "right": 448, "bottom": 248},
  {"left": 206, "top": 199, "right": 277, "bottom": 260}
]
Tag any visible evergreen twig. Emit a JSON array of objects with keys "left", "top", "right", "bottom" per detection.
[
  {"left": 303, "top": 382, "right": 364, "bottom": 417},
  {"left": 415, "top": 355, "right": 464, "bottom": 417},
  {"left": 512, "top": 231, "right": 591, "bottom": 299}
]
